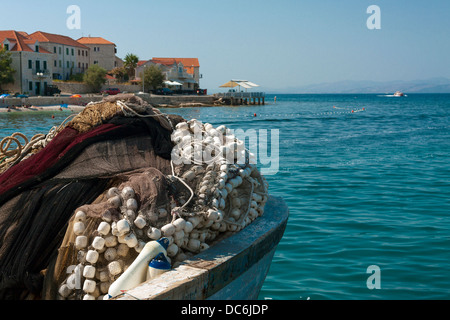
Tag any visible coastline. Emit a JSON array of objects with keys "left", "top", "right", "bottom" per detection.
[
  {"left": 0, "top": 105, "right": 85, "bottom": 113},
  {"left": 0, "top": 93, "right": 220, "bottom": 111}
]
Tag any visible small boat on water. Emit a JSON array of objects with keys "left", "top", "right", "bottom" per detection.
[
  {"left": 0, "top": 94, "right": 289, "bottom": 300},
  {"left": 394, "top": 91, "right": 405, "bottom": 97}
]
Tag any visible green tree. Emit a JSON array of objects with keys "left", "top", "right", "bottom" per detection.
[
  {"left": 0, "top": 46, "right": 15, "bottom": 92},
  {"left": 83, "top": 65, "right": 107, "bottom": 93},
  {"left": 110, "top": 66, "right": 128, "bottom": 83},
  {"left": 69, "top": 73, "right": 84, "bottom": 82},
  {"left": 123, "top": 53, "right": 139, "bottom": 79},
  {"left": 143, "top": 65, "right": 164, "bottom": 92}
]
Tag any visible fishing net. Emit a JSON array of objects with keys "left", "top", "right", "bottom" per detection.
[{"left": 0, "top": 95, "right": 269, "bottom": 300}]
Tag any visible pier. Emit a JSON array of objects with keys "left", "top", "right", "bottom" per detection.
[
  {"left": 214, "top": 92, "right": 266, "bottom": 106},
  {"left": 217, "top": 80, "right": 265, "bottom": 106}
]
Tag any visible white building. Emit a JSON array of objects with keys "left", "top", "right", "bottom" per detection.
[
  {"left": 135, "top": 58, "right": 201, "bottom": 92},
  {"left": 77, "top": 37, "right": 122, "bottom": 71},
  {"left": 0, "top": 30, "right": 54, "bottom": 95},
  {"left": 29, "top": 31, "right": 90, "bottom": 81}
]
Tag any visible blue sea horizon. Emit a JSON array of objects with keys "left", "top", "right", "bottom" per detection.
[{"left": 1, "top": 93, "right": 449, "bottom": 300}]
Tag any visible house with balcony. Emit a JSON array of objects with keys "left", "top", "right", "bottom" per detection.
[
  {"left": 29, "top": 31, "right": 90, "bottom": 81},
  {"left": 0, "top": 30, "right": 54, "bottom": 95},
  {"left": 77, "top": 37, "right": 122, "bottom": 71},
  {"left": 135, "top": 58, "right": 201, "bottom": 92}
]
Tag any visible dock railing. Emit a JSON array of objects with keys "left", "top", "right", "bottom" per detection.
[
  {"left": 215, "top": 92, "right": 266, "bottom": 99},
  {"left": 214, "top": 91, "right": 266, "bottom": 105}
]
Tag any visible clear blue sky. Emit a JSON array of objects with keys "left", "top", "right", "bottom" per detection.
[{"left": 1, "top": 0, "right": 449, "bottom": 92}]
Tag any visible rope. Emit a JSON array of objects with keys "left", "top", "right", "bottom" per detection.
[
  {"left": 0, "top": 136, "right": 23, "bottom": 162},
  {"left": 170, "top": 160, "right": 194, "bottom": 220},
  {"left": 0, "top": 114, "right": 77, "bottom": 173},
  {"left": 116, "top": 101, "right": 174, "bottom": 131}
]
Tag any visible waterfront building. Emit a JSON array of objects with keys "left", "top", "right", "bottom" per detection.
[
  {"left": 135, "top": 58, "right": 201, "bottom": 92},
  {"left": 77, "top": 37, "right": 123, "bottom": 72},
  {"left": 0, "top": 30, "right": 54, "bottom": 95},
  {"left": 29, "top": 31, "right": 90, "bottom": 81}
]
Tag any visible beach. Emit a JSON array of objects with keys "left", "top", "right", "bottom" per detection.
[
  {"left": 0, "top": 105, "right": 85, "bottom": 113},
  {"left": 0, "top": 93, "right": 219, "bottom": 112}
]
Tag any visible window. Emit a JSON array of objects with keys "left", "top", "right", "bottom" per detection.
[
  {"left": 67, "top": 61, "right": 70, "bottom": 68},
  {"left": 59, "top": 47, "right": 62, "bottom": 54},
  {"left": 78, "top": 50, "right": 80, "bottom": 56},
  {"left": 78, "top": 62, "right": 81, "bottom": 68},
  {"left": 85, "top": 51, "right": 88, "bottom": 57},
  {"left": 94, "top": 61, "right": 98, "bottom": 65},
  {"left": 35, "top": 45, "right": 39, "bottom": 52},
  {"left": 66, "top": 48, "right": 69, "bottom": 55},
  {"left": 54, "top": 60, "right": 57, "bottom": 67},
  {"left": 43, "top": 61, "right": 47, "bottom": 70},
  {"left": 4, "top": 44, "right": 9, "bottom": 51},
  {"left": 82, "top": 50, "right": 84, "bottom": 56},
  {"left": 93, "top": 47, "right": 96, "bottom": 52},
  {"left": 29, "top": 81, "right": 33, "bottom": 91},
  {"left": 72, "top": 48, "right": 74, "bottom": 56},
  {"left": 54, "top": 47, "right": 57, "bottom": 53},
  {"left": 59, "top": 60, "right": 62, "bottom": 67},
  {"left": 28, "top": 60, "right": 32, "bottom": 69},
  {"left": 72, "top": 61, "right": 74, "bottom": 68}
]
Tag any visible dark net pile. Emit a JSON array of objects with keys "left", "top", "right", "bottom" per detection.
[
  {"left": 0, "top": 96, "right": 179, "bottom": 300},
  {"left": 0, "top": 95, "right": 269, "bottom": 300}
]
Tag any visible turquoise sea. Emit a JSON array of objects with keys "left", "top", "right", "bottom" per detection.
[{"left": 1, "top": 93, "right": 449, "bottom": 300}]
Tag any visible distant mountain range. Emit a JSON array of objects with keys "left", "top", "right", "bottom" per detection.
[{"left": 267, "top": 77, "right": 450, "bottom": 94}]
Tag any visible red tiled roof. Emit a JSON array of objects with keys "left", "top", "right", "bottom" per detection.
[
  {"left": 151, "top": 58, "right": 200, "bottom": 75},
  {"left": 77, "top": 37, "right": 116, "bottom": 46},
  {"left": 29, "top": 31, "right": 89, "bottom": 49},
  {"left": 17, "top": 31, "right": 29, "bottom": 37},
  {"left": 137, "top": 60, "right": 149, "bottom": 67},
  {"left": 0, "top": 30, "right": 52, "bottom": 54},
  {"left": 152, "top": 58, "right": 199, "bottom": 67}
]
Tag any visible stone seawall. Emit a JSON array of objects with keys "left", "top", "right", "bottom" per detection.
[
  {"left": 54, "top": 82, "right": 142, "bottom": 94},
  {"left": 137, "top": 93, "right": 217, "bottom": 107},
  {"left": 0, "top": 94, "right": 218, "bottom": 109},
  {"left": 0, "top": 95, "right": 103, "bottom": 108}
]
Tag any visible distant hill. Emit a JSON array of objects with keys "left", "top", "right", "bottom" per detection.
[{"left": 268, "top": 78, "right": 450, "bottom": 94}]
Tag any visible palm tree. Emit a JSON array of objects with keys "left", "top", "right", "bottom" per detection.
[{"left": 123, "top": 53, "right": 139, "bottom": 80}]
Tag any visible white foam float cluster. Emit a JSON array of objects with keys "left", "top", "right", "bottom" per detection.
[
  {"left": 58, "top": 120, "right": 268, "bottom": 300},
  {"left": 58, "top": 186, "right": 171, "bottom": 300},
  {"left": 169, "top": 119, "right": 269, "bottom": 234},
  {"left": 171, "top": 120, "right": 257, "bottom": 166}
]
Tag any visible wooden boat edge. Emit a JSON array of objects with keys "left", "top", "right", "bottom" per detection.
[{"left": 116, "top": 195, "right": 289, "bottom": 300}]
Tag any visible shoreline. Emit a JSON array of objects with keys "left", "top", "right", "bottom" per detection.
[
  {"left": 0, "top": 105, "right": 86, "bottom": 113},
  {"left": 0, "top": 93, "right": 220, "bottom": 111}
]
